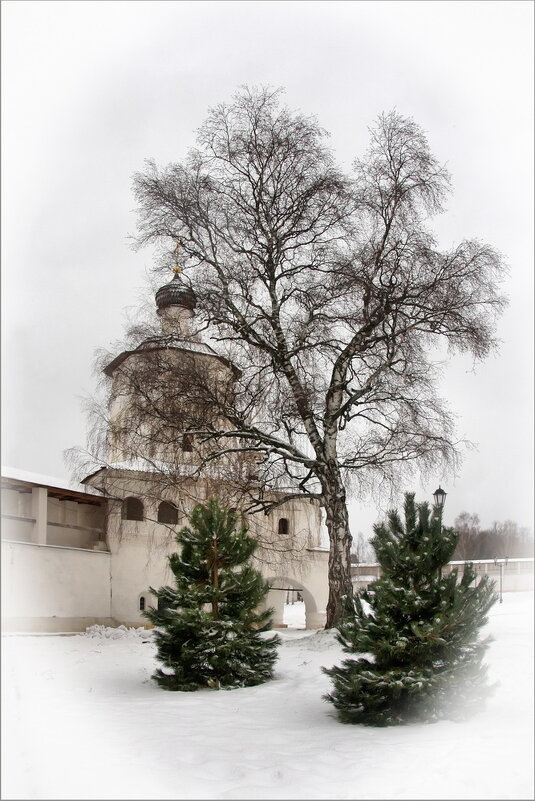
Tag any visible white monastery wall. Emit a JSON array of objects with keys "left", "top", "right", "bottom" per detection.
[
  {"left": 352, "top": 559, "right": 534, "bottom": 593},
  {"left": 1, "top": 541, "right": 113, "bottom": 632}
]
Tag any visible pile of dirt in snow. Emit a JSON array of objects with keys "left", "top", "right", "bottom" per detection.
[{"left": 84, "top": 624, "right": 153, "bottom": 641}]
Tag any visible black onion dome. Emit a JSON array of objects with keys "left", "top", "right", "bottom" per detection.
[{"left": 155, "top": 273, "right": 196, "bottom": 311}]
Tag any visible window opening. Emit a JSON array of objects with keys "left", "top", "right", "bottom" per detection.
[
  {"left": 158, "top": 501, "right": 178, "bottom": 524},
  {"left": 122, "top": 497, "right": 144, "bottom": 521}
]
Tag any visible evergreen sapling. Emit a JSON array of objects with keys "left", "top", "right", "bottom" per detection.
[
  {"left": 324, "top": 493, "right": 497, "bottom": 725},
  {"left": 145, "top": 499, "right": 280, "bottom": 690}
]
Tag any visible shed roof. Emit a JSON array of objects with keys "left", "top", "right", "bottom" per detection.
[{"left": 1, "top": 466, "right": 106, "bottom": 503}]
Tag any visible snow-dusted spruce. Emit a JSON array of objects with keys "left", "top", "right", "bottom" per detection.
[
  {"left": 145, "top": 499, "right": 280, "bottom": 691},
  {"left": 324, "top": 493, "right": 497, "bottom": 725}
]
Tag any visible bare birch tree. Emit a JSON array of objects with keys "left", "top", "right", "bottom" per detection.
[{"left": 131, "top": 87, "right": 506, "bottom": 627}]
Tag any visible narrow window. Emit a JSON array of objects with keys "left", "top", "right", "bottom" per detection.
[
  {"left": 122, "top": 497, "right": 144, "bottom": 521},
  {"left": 139, "top": 596, "right": 146, "bottom": 612},
  {"left": 278, "top": 517, "right": 289, "bottom": 536},
  {"left": 182, "top": 433, "right": 193, "bottom": 452},
  {"left": 158, "top": 501, "right": 178, "bottom": 524}
]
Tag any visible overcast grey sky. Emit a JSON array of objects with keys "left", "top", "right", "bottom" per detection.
[{"left": 2, "top": 0, "right": 533, "bottom": 535}]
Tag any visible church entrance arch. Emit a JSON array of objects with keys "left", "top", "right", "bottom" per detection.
[{"left": 263, "top": 576, "right": 321, "bottom": 630}]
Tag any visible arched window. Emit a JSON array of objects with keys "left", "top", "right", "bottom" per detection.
[
  {"left": 139, "top": 596, "right": 146, "bottom": 612},
  {"left": 278, "top": 517, "right": 289, "bottom": 536},
  {"left": 122, "top": 497, "right": 144, "bottom": 521},
  {"left": 182, "top": 433, "right": 193, "bottom": 452},
  {"left": 158, "top": 501, "right": 178, "bottom": 524}
]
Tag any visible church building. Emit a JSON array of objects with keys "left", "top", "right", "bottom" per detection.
[{"left": 1, "top": 271, "right": 329, "bottom": 632}]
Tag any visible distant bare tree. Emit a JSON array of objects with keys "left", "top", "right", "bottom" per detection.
[
  {"left": 486, "top": 519, "right": 533, "bottom": 559},
  {"left": 130, "top": 87, "right": 506, "bottom": 626},
  {"left": 453, "top": 513, "right": 533, "bottom": 559},
  {"left": 350, "top": 532, "right": 375, "bottom": 564},
  {"left": 453, "top": 511, "right": 481, "bottom": 560}
]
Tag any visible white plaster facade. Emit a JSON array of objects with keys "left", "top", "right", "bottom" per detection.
[
  {"left": 3, "top": 274, "right": 532, "bottom": 635},
  {"left": 1, "top": 272, "right": 330, "bottom": 632},
  {"left": 0, "top": 465, "right": 329, "bottom": 632},
  {"left": 2, "top": 540, "right": 113, "bottom": 632},
  {"left": 80, "top": 467, "right": 329, "bottom": 630},
  {"left": 1, "top": 469, "right": 112, "bottom": 631}
]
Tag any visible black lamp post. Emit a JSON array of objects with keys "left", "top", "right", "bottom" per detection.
[
  {"left": 493, "top": 556, "right": 509, "bottom": 603},
  {"left": 433, "top": 486, "right": 447, "bottom": 580},
  {"left": 432, "top": 486, "right": 447, "bottom": 513}
]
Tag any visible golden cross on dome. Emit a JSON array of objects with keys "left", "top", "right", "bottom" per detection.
[{"left": 173, "top": 241, "right": 183, "bottom": 274}]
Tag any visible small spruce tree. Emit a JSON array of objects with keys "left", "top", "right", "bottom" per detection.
[
  {"left": 324, "top": 493, "right": 497, "bottom": 725},
  {"left": 145, "top": 499, "right": 280, "bottom": 690}
]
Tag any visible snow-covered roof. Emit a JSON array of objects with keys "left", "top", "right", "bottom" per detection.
[
  {"left": 1, "top": 465, "right": 103, "bottom": 497},
  {"left": 103, "top": 337, "right": 240, "bottom": 378},
  {"left": 106, "top": 459, "right": 198, "bottom": 477},
  {"left": 82, "top": 459, "right": 231, "bottom": 484}
]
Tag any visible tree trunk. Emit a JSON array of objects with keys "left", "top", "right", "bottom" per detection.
[
  {"left": 322, "top": 470, "right": 354, "bottom": 628},
  {"left": 211, "top": 537, "right": 219, "bottom": 619}
]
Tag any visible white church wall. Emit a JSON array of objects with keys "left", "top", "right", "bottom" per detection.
[
  {"left": 262, "top": 546, "right": 330, "bottom": 629},
  {"left": 98, "top": 479, "right": 330, "bottom": 628},
  {"left": 109, "top": 537, "right": 175, "bottom": 626},
  {"left": 245, "top": 498, "right": 329, "bottom": 627},
  {"left": 102, "top": 491, "right": 177, "bottom": 627},
  {"left": 1, "top": 541, "right": 113, "bottom": 632}
]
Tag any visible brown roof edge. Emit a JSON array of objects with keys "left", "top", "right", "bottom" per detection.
[
  {"left": 1, "top": 475, "right": 107, "bottom": 505},
  {"left": 103, "top": 343, "right": 241, "bottom": 379}
]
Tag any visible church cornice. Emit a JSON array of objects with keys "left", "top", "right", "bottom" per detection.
[{"left": 103, "top": 339, "right": 240, "bottom": 379}]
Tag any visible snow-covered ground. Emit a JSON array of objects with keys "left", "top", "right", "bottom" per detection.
[
  {"left": 283, "top": 599, "right": 306, "bottom": 628},
  {"left": 2, "top": 593, "right": 533, "bottom": 800}
]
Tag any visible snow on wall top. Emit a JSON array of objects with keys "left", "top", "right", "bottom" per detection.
[{"left": 1, "top": 465, "right": 103, "bottom": 496}]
